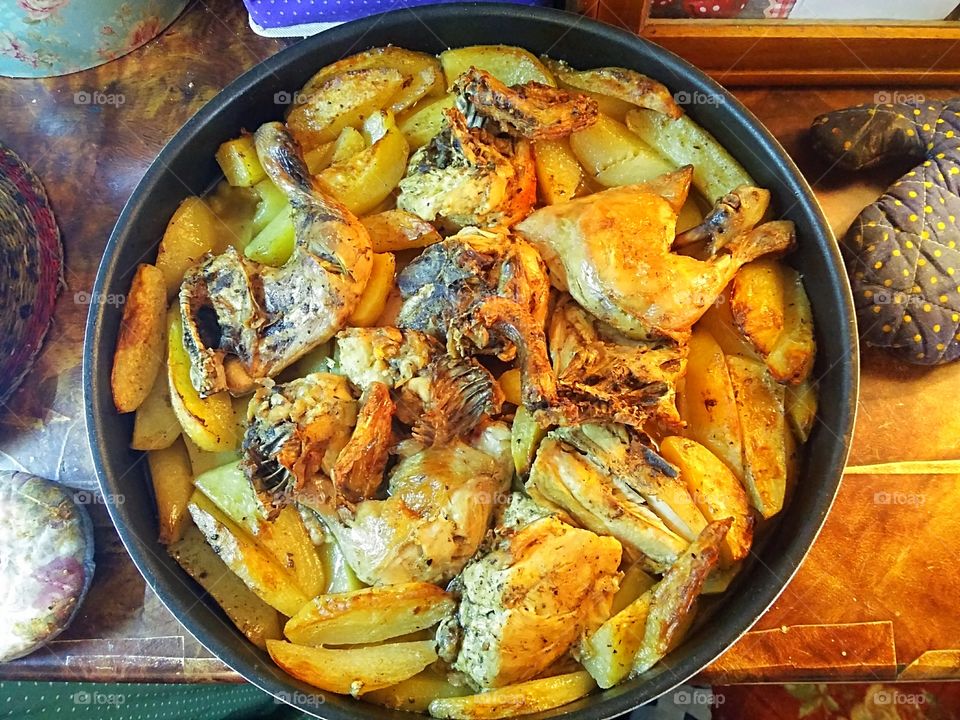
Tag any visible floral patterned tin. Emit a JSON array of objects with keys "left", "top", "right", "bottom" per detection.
[{"left": 0, "top": 0, "right": 188, "bottom": 78}]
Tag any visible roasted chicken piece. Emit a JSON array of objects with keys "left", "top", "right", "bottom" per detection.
[
  {"left": 397, "top": 229, "right": 550, "bottom": 345},
  {"left": 453, "top": 67, "right": 599, "bottom": 140},
  {"left": 241, "top": 372, "right": 358, "bottom": 517},
  {"left": 549, "top": 295, "right": 686, "bottom": 430},
  {"left": 527, "top": 434, "right": 690, "bottom": 573},
  {"left": 180, "top": 122, "right": 372, "bottom": 396},
  {"left": 449, "top": 506, "right": 622, "bottom": 689},
  {"left": 334, "top": 326, "right": 504, "bottom": 446},
  {"left": 674, "top": 185, "right": 770, "bottom": 250},
  {"left": 397, "top": 108, "right": 536, "bottom": 230},
  {"left": 516, "top": 167, "right": 795, "bottom": 341},
  {"left": 309, "top": 422, "right": 514, "bottom": 586}
]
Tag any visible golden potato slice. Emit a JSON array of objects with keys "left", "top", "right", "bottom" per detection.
[
  {"left": 399, "top": 94, "right": 456, "bottom": 149},
  {"left": 251, "top": 178, "right": 286, "bottom": 234},
  {"left": 544, "top": 59, "right": 681, "bottom": 119},
  {"left": 365, "top": 670, "right": 470, "bottom": 712},
  {"left": 695, "top": 288, "right": 759, "bottom": 360},
  {"left": 193, "top": 461, "right": 325, "bottom": 598},
  {"left": 427, "top": 671, "right": 596, "bottom": 719},
  {"left": 439, "top": 45, "right": 556, "bottom": 89},
  {"left": 766, "top": 267, "right": 816, "bottom": 384},
  {"left": 111, "top": 263, "right": 167, "bottom": 413},
  {"left": 245, "top": 204, "right": 294, "bottom": 266},
  {"left": 216, "top": 134, "right": 266, "bottom": 187},
  {"left": 580, "top": 591, "right": 651, "bottom": 689},
  {"left": 361, "top": 210, "right": 441, "bottom": 252},
  {"left": 267, "top": 639, "right": 437, "bottom": 697},
  {"left": 497, "top": 368, "right": 522, "bottom": 406},
  {"left": 659, "top": 436, "right": 754, "bottom": 566},
  {"left": 320, "top": 534, "right": 366, "bottom": 593},
  {"left": 626, "top": 109, "right": 754, "bottom": 202},
  {"left": 610, "top": 562, "right": 656, "bottom": 616},
  {"left": 534, "top": 139, "right": 582, "bottom": 205},
  {"left": 702, "top": 562, "right": 741, "bottom": 595},
  {"left": 786, "top": 377, "right": 818, "bottom": 443},
  {"left": 131, "top": 358, "right": 180, "bottom": 450},
  {"left": 318, "top": 111, "right": 410, "bottom": 216},
  {"left": 731, "top": 258, "right": 787, "bottom": 357},
  {"left": 147, "top": 436, "right": 194, "bottom": 544},
  {"left": 169, "top": 524, "right": 283, "bottom": 650},
  {"left": 167, "top": 308, "right": 239, "bottom": 452},
  {"left": 284, "top": 582, "right": 454, "bottom": 646},
  {"left": 349, "top": 252, "right": 396, "bottom": 327},
  {"left": 678, "top": 327, "right": 744, "bottom": 479},
  {"left": 155, "top": 197, "right": 222, "bottom": 298},
  {"left": 569, "top": 114, "right": 673, "bottom": 183},
  {"left": 726, "top": 356, "right": 787, "bottom": 518},
  {"left": 286, "top": 68, "right": 407, "bottom": 149},
  {"left": 189, "top": 491, "right": 309, "bottom": 616},
  {"left": 299, "top": 46, "right": 444, "bottom": 116}
]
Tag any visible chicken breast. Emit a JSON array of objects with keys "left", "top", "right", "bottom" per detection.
[
  {"left": 452, "top": 512, "right": 622, "bottom": 689},
  {"left": 516, "top": 168, "right": 794, "bottom": 341},
  {"left": 527, "top": 436, "right": 687, "bottom": 573}
]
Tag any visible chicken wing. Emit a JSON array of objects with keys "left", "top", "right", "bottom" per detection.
[
  {"left": 453, "top": 67, "right": 599, "bottom": 140},
  {"left": 516, "top": 167, "right": 795, "bottom": 341},
  {"left": 451, "top": 510, "right": 622, "bottom": 689},
  {"left": 180, "top": 122, "right": 372, "bottom": 396}
]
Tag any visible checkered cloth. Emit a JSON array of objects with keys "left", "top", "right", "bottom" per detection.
[{"left": 811, "top": 98, "right": 960, "bottom": 364}]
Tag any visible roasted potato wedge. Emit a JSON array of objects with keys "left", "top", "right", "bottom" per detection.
[
  {"left": 245, "top": 203, "right": 294, "bottom": 266},
  {"left": 659, "top": 436, "right": 754, "bottom": 566},
  {"left": 167, "top": 308, "right": 239, "bottom": 452},
  {"left": 267, "top": 639, "right": 437, "bottom": 697},
  {"left": 497, "top": 368, "right": 522, "bottom": 406},
  {"left": 696, "top": 288, "right": 760, "bottom": 360},
  {"left": 625, "top": 108, "right": 754, "bottom": 202},
  {"left": 702, "top": 562, "right": 742, "bottom": 595},
  {"left": 580, "top": 591, "right": 651, "bottom": 688},
  {"left": 511, "top": 405, "right": 546, "bottom": 478},
  {"left": 766, "top": 267, "right": 816, "bottom": 384},
  {"left": 111, "top": 263, "right": 167, "bottom": 413},
  {"left": 216, "top": 134, "right": 266, "bottom": 187},
  {"left": 318, "top": 111, "right": 410, "bottom": 216},
  {"left": 147, "top": 436, "right": 194, "bottom": 544},
  {"left": 298, "top": 46, "right": 444, "bottom": 116},
  {"left": 544, "top": 59, "right": 681, "bottom": 119},
  {"left": 727, "top": 356, "right": 787, "bottom": 518},
  {"left": 569, "top": 114, "right": 672, "bottom": 182},
  {"left": 533, "top": 139, "right": 582, "bottom": 205},
  {"left": 286, "top": 67, "right": 407, "bottom": 150},
  {"left": 321, "top": 534, "right": 366, "bottom": 593},
  {"left": 730, "top": 259, "right": 787, "bottom": 357},
  {"left": 349, "top": 252, "right": 396, "bottom": 327},
  {"left": 206, "top": 180, "right": 257, "bottom": 251},
  {"left": 786, "top": 377, "right": 818, "bottom": 443},
  {"left": 610, "top": 562, "right": 657, "bottom": 616},
  {"left": 169, "top": 524, "right": 283, "bottom": 650},
  {"left": 284, "top": 582, "right": 454, "bottom": 646},
  {"left": 188, "top": 491, "right": 309, "bottom": 616},
  {"left": 194, "top": 461, "right": 325, "bottom": 597},
  {"left": 131, "top": 358, "right": 181, "bottom": 450},
  {"left": 183, "top": 435, "right": 242, "bottom": 478},
  {"left": 155, "top": 197, "right": 223, "bottom": 298},
  {"left": 678, "top": 326, "right": 744, "bottom": 479},
  {"left": 251, "top": 178, "right": 286, "bottom": 234},
  {"left": 439, "top": 45, "right": 556, "bottom": 88},
  {"left": 365, "top": 670, "right": 470, "bottom": 712},
  {"left": 428, "top": 671, "right": 596, "bottom": 719},
  {"left": 361, "top": 210, "right": 441, "bottom": 252},
  {"left": 632, "top": 520, "right": 729, "bottom": 675},
  {"left": 398, "top": 94, "right": 456, "bottom": 150}
]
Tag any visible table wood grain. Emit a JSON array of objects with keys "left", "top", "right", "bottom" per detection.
[{"left": 0, "top": 0, "right": 957, "bottom": 685}]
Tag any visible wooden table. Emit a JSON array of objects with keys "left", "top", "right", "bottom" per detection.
[{"left": 1, "top": 0, "right": 958, "bottom": 686}]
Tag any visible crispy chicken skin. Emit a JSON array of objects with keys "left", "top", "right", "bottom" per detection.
[
  {"left": 179, "top": 122, "right": 372, "bottom": 397},
  {"left": 398, "top": 109, "right": 536, "bottom": 230},
  {"left": 241, "top": 372, "right": 358, "bottom": 517},
  {"left": 451, "top": 510, "right": 622, "bottom": 689},
  {"left": 453, "top": 67, "right": 599, "bottom": 141},
  {"left": 517, "top": 168, "right": 795, "bottom": 341},
  {"left": 310, "top": 423, "right": 513, "bottom": 586},
  {"left": 330, "top": 382, "right": 394, "bottom": 509},
  {"left": 549, "top": 295, "right": 686, "bottom": 430}
]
